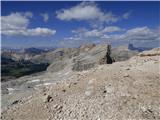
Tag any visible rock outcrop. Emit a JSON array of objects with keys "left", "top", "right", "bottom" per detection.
[
  {"left": 138, "top": 48, "right": 160, "bottom": 57},
  {"left": 45, "top": 44, "right": 113, "bottom": 72},
  {"left": 72, "top": 44, "right": 113, "bottom": 71}
]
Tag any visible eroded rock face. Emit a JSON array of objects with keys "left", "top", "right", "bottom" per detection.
[
  {"left": 46, "top": 44, "right": 113, "bottom": 72},
  {"left": 47, "top": 60, "right": 67, "bottom": 72},
  {"left": 72, "top": 44, "right": 113, "bottom": 71}
]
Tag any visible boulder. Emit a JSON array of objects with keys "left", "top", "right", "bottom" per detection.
[{"left": 44, "top": 95, "right": 53, "bottom": 103}]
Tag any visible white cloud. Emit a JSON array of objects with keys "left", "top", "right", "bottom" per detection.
[
  {"left": 1, "top": 12, "right": 30, "bottom": 30},
  {"left": 64, "top": 36, "right": 81, "bottom": 41},
  {"left": 27, "top": 28, "right": 55, "bottom": 36},
  {"left": 40, "top": 13, "right": 49, "bottom": 22},
  {"left": 2, "top": 28, "right": 56, "bottom": 36},
  {"left": 56, "top": 2, "right": 118, "bottom": 23},
  {"left": 102, "top": 26, "right": 122, "bottom": 33},
  {"left": 24, "top": 12, "right": 33, "bottom": 18},
  {"left": 1, "top": 12, "right": 56, "bottom": 36},
  {"left": 126, "top": 26, "right": 151, "bottom": 35},
  {"left": 104, "top": 26, "right": 160, "bottom": 41},
  {"left": 84, "top": 29, "right": 102, "bottom": 37},
  {"left": 123, "top": 11, "right": 132, "bottom": 19},
  {"left": 123, "top": 26, "right": 159, "bottom": 41},
  {"left": 72, "top": 26, "right": 123, "bottom": 38}
]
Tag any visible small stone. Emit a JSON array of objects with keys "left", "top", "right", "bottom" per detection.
[
  {"left": 57, "top": 105, "right": 63, "bottom": 110},
  {"left": 11, "top": 100, "right": 21, "bottom": 105},
  {"left": 73, "top": 82, "right": 77, "bottom": 85},
  {"left": 27, "top": 86, "right": 32, "bottom": 88},
  {"left": 54, "top": 104, "right": 63, "bottom": 113},
  {"left": 43, "top": 93, "right": 47, "bottom": 96},
  {"left": 85, "top": 91, "right": 92, "bottom": 96},
  {"left": 125, "top": 68, "right": 130, "bottom": 70},
  {"left": 62, "top": 89, "right": 66, "bottom": 92},
  {"left": 105, "top": 86, "right": 114, "bottom": 94},
  {"left": 45, "top": 95, "right": 53, "bottom": 103},
  {"left": 103, "top": 90, "right": 107, "bottom": 93},
  {"left": 124, "top": 73, "right": 129, "bottom": 77},
  {"left": 54, "top": 104, "right": 59, "bottom": 108}
]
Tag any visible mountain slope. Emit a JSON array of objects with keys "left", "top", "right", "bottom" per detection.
[{"left": 1, "top": 48, "right": 160, "bottom": 120}]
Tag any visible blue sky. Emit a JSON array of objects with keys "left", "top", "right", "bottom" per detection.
[{"left": 1, "top": 1, "right": 160, "bottom": 48}]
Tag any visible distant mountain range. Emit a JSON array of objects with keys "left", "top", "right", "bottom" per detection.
[
  {"left": 128, "top": 44, "right": 152, "bottom": 52},
  {"left": 111, "top": 45, "right": 139, "bottom": 61},
  {"left": 23, "top": 47, "right": 50, "bottom": 55},
  {"left": 1, "top": 47, "right": 56, "bottom": 61},
  {"left": 2, "top": 43, "right": 152, "bottom": 81},
  {"left": 1, "top": 47, "right": 56, "bottom": 54}
]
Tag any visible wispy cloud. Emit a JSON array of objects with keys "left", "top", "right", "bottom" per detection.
[
  {"left": 71, "top": 26, "right": 123, "bottom": 38},
  {"left": 102, "top": 26, "right": 123, "bottom": 33},
  {"left": 40, "top": 13, "right": 49, "bottom": 22},
  {"left": 120, "top": 26, "right": 160, "bottom": 41},
  {"left": 122, "top": 11, "right": 132, "bottom": 19}
]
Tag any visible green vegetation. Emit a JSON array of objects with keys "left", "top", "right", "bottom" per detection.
[{"left": 1, "top": 57, "right": 49, "bottom": 81}]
